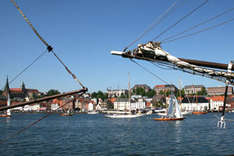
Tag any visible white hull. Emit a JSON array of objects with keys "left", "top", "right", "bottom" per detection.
[
  {"left": 181, "top": 111, "right": 192, "bottom": 115},
  {"left": 105, "top": 113, "right": 144, "bottom": 118},
  {"left": 87, "top": 111, "right": 98, "bottom": 114},
  {"left": 157, "top": 111, "right": 191, "bottom": 116}
]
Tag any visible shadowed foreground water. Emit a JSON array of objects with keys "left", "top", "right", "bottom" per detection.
[{"left": 0, "top": 113, "right": 234, "bottom": 156}]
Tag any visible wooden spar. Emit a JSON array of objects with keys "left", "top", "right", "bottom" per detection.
[
  {"left": 0, "top": 88, "right": 87, "bottom": 112},
  {"left": 111, "top": 51, "right": 234, "bottom": 71},
  {"left": 178, "top": 58, "right": 234, "bottom": 71}
]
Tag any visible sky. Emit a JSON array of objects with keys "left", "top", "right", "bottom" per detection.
[{"left": 0, "top": 0, "right": 234, "bottom": 93}]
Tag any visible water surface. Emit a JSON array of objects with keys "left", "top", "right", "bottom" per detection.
[{"left": 0, "top": 112, "right": 234, "bottom": 156}]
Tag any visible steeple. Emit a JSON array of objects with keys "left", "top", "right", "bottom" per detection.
[
  {"left": 3, "top": 77, "right": 11, "bottom": 97},
  {"left": 21, "top": 81, "right": 26, "bottom": 90}
]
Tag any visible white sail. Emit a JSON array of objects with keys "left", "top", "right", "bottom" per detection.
[
  {"left": 167, "top": 95, "right": 183, "bottom": 118},
  {"left": 174, "top": 95, "right": 183, "bottom": 118},
  {"left": 167, "top": 96, "right": 174, "bottom": 117},
  {"left": 6, "top": 92, "right": 11, "bottom": 116}
]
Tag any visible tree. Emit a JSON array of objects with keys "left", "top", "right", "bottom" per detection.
[
  {"left": 91, "top": 92, "right": 98, "bottom": 98},
  {"left": 146, "top": 90, "right": 156, "bottom": 98},
  {"left": 159, "top": 90, "right": 164, "bottom": 95},
  {"left": 120, "top": 93, "right": 128, "bottom": 98},
  {"left": 91, "top": 91, "right": 108, "bottom": 101},
  {"left": 134, "top": 87, "right": 146, "bottom": 96},
  {"left": 166, "top": 90, "right": 171, "bottom": 96},
  {"left": 46, "top": 89, "right": 60, "bottom": 96},
  {"left": 176, "top": 89, "right": 185, "bottom": 98},
  {"left": 197, "top": 87, "right": 207, "bottom": 96}
]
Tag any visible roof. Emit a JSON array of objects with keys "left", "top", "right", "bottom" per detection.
[
  {"left": 27, "top": 89, "right": 39, "bottom": 93},
  {"left": 154, "top": 85, "right": 165, "bottom": 88},
  {"left": 182, "top": 96, "right": 208, "bottom": 103},
  {"left": 132, "top": 84, "right": 151, "bottom": 89},
  {"left": 115, "top": 98, "right": 129, "bottom": 102},
  {"left": 10, "top": 88, "right": 23, "bottom": 93},
  {"left": 210, "top": 96, "right": 224, "bottom": 102},
  {"left": 154, "top": 84, "right": 176, "bottom": 88},
  {"left": 110, "top": 97, "right": 117, "bottom": 103},
  {"left": 184, "top": 85, "right": 205, "bottom": 89}
]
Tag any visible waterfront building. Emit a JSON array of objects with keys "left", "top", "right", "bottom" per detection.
[
  {"left": 144, "top": 98, "right": 153, "bottom": 108},
  {"left": 0, "top": 95, "right": 6, "bottom": 107},
  {"left": 209, "top": 96, "right": 231, "bottom": 112},
  {"left": 107, "top": 89, "right": 128, "bottom": 97},
  {"left": 132, "top": 84, "right": 151, "bottom": 93},
  {"left": 88, "top": 102, "right": 94, "bottom": 111},
  {"left": 207, "top": 86, "right": 233, "bottom": 96},
  {"left": 181, "top": 96, "right": 209, "bottom": 111},
  {"left": 2, "top": 81, "right": 41, "bottom": 102},
  {"left": 154, "top": 84, "right": 178, "bottom": 95},
  {"left": 183, "top": 85, "right": 205, "bottom": 95},
  {"left": 113, "top": 97, "right": 146, "bottom": 111},
  {"left": 227, "top": 95, "right": 234, "bottom": 111}
]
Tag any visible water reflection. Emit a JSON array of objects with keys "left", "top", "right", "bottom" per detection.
[{"left": 0, "top": 113, "right": 234, "bottom": 156}]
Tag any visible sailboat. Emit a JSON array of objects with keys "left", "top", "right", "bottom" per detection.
[
  {"left": 105, "top": 73, "right": 144, "bottom": 118},
  {"left": 154, "top": 95, "right": 184, "bottom": 121}
]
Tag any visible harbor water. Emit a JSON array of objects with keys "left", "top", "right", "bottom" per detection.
[{"left": 0, "top": 113, "right": 234, "bottom": 156}]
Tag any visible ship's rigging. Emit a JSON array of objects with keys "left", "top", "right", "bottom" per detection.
[
  {"left": 111, "top": 0, "right": 234, "bottom": 128},
  {"left": 0, "top": 0, "right": 88, "bottom": 143}
]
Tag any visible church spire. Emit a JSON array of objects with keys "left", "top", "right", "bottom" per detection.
[
  {"left": 21, "top": 81, "right": 26, "bottom": 90},
  {"left": 3, "top": 76, "right": 11, "bottom": 97}
]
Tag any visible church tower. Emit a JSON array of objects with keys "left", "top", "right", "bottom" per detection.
[
  {"left": 21, "top": 81, "right": 28, "bottom": 98},
  {"left": 3, "top": 77, "right": 11, "bottom": 97}
]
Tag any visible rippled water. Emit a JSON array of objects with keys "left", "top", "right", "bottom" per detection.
[{"left": 0, "top": 112, "right": 234, "bottom": 156}]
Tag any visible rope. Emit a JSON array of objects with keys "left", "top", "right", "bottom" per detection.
[
  {"left": 152, "top": 0, "right": 208, "bottom": 41},
  {"left": 160, "top": 7, "right": 234, "bottom": 42},
  {"left": 10, "top": 0, "right": 50, "bottom": 48},
  {"left": 161, "top": 17, "right": 234, "bottom": 43},
  {"left": 124, "top": 0, "right": 179, "bottom": 50},
  {"left": 50, "top": 51, "right": 85, "bottom": 88},
  {"left": 130, "top": 59, "right": 172, "bottom": 85},
  {"left": 0, "top": 93, "right": 83, "bottom": 144},
  {"left": 9, "top": 49, "right": 47, "bottom": 84},
  {"left": 10, "top": 0, "right": 86, "bottom": 89}
]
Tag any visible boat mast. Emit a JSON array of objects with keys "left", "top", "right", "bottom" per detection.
[{"left": 128, "top": 72, "right": 131, "bottom": 111}]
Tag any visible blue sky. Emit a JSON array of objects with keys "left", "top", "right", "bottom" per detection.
[{"left": 0, "top": 0, "right": 234, "bottom": 93}]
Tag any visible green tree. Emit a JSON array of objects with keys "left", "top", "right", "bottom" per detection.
[
  {"left": 92, "top": 91, "right": 108, "bottom": 101},
  {"left": 197, "top": 87, "right": 207, "bottom": 96},
  {"left": 135, "top": 87, "right": 146, "bottom": 96},
  {"left": 159, "top": 90, "right": 164, "bottom": 95},
  {"left": 91, "top": 92, "right": 98, "bottom": 98},
  {"left": 176, "top": 89, "right": 185, "bottom": 98},
  {"left": 146, "top": 90, "right": 155, "bottom": 98},
  {"left": 120, "top": 93, "right": 128, "bottom": 98},
  {"left": 46, "top": 89, "right": 60, "bottom": 96},
  {"left": 166, "top": 90, "right": 171, "bottom": 96}
]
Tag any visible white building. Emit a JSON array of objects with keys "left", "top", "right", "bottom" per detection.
[
  {"left": 209, "top": 96, "right": 231, "bottom": 112},
  {"left": 107, "top": 89, "right": 128, "bottom": 97},
  {"left": 88, "top": 102, "right": 94, "bottom": 111},
  {"left": 114, "top": 98, "right": 145, "bottom": 111},
  {"left": 181, "top": 96, "right": 209, "bottom": 111}
]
